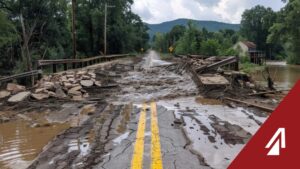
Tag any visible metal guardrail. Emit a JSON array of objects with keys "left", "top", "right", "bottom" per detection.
[
  {"left": 0, "top": 70, "right": 42, "bottom": 84},
  {"left": 37, "top": 54, "right": 132, "bottom": 73}
]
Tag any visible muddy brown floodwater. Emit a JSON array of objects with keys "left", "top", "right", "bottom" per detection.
[
  {"left": 251, "top": 61, "right": 300, "bottom": 88},
  {"left": 0, "top": 119, "right": 69, "bottom": 169}
]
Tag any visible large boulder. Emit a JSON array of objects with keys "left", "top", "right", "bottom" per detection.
[
  {"left": 6, "top": 83, "right": 26, "bottom": 94},
  {"left": 80, "top": 80, "right": 94, "bottom": 87},
  {"left": 8, "top": 92, "right": 31, "bottom": 103},
  {"left": 31, "top": 93, "right": 49, "bottom": 100},
  {"left": 0, "top": 91, "right": 11, "bottom": 99}
]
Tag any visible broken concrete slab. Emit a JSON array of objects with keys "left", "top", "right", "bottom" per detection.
[
  {"left": 199, "top": 74, "right": 230, "bottom": 85},
  {"left": 68, "top": 90, "right": 82, "bottom": 96},
  {"left": 69, "top": 85, "right": 82, "bottom": 92},
  {"left": 95, "top": 81, "right": 102, "bottom": 87},
  {"left": 63, "top": 82, "right": 73, "bottom": 89},
  {"left": 35, "top": 88, "right": 46, "bottom": 93},
  {"left": 0, "top": 90, "right": 11, "bottom": 99},
  {"left": 76, "top": 70, "right": 87, "bottom": 75},
  {"left": 80, "top": 80, "right": 94, "bottom": 87},
  {"left": 82, "top": 75, "right": 91, "bottom": 80},
  {"left": 47, "top": 91, "right": 57, "bottom": 98},
  {"left": 8, "top": 91, "right": 31, "bottom": 103},
  {"left": 55, "top": 87, "right": 67, "bottom": 98},
  {"left": 6, "top": 83, "right": 26, "bottom": 94},
  {"left": 31, "top": 93, "right": 50, "bottom": 100},
  {"left": 43, "top": 82, "right": 55, "bottom": 90}
]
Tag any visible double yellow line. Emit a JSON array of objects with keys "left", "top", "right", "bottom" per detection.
[{"left": 131, "top": 102, "right": 163, "bottom": 169}]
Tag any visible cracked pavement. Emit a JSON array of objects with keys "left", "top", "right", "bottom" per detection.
[{"left": 20, "top": 51, "right": 269, "bottom": 169}]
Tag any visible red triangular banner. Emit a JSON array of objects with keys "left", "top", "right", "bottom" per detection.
[{"left": 229, "top": 80, "right": 300, "bottom": 169}]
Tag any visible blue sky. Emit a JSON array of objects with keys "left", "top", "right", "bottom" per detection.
[{"left": 132, "top": 0, "right": 286, "bottom": 24}]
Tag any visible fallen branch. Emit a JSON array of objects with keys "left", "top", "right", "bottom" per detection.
[
  {"left": 224, "top": 97, "right": 274, "bottom": 112},
  {"left": 248, "top": 89, "right": 290, "bottom": 96}
]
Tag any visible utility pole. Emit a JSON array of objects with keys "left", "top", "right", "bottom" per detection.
[
  {"left": 72, "top": 0, "right": 77, "bottom": 60},
  {"left": 104, "top": 3, "right": 115, "bottom": 55}
]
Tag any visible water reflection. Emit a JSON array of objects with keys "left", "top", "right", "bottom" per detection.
[
  {"left": 251, "top": 62, "right": 300, "bottom": 88},
  {"left": 0, "top": 120, "right": 69, "bottom": 169}
]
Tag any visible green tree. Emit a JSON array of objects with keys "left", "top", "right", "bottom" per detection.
[
  {"left": 0, "top": 0, "right": 71, "bottom": 72},
  {"left": 240, "top": 5, "right": 276, "bottom": 57},
  {"left": 0, "top": 11, "right": 18, "bottom": 72},
  {"left": 201, "top": 39, "right": 220, "bottom": 56},
  {"left": 268, "top": 0, "right": 300, "bottom": 64},
  {"left": 0, "top": 11, "right": 17, "bottom": 47},
  {"left": 175, "top": 21, "right": 201, "bottom": 54}
]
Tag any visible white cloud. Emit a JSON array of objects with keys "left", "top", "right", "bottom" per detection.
[{"left": 132, "top": 0, "right": 285, "bottom": 24}]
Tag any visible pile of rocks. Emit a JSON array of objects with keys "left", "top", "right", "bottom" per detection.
[{"left": 0, "top": 69, "right": 102, "bottom": 103}]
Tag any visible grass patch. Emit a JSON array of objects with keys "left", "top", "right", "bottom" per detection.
[
  {"left": 159, "top": 53, "right": 174, "bottom": 60},
  {"left": 240, "top": 62, "right": 265, "bottom": 74}
]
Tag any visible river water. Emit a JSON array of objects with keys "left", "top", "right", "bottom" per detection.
[
  {"left": 251, "top": 61, "right": 300, "bottom": 89},
  {"left": 0, "top": 119, "right": 69, "bottom": 169}
]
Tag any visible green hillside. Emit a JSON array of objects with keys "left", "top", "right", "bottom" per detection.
[{"left": 147, "top": 18, "right": 240, "bottom": 38}]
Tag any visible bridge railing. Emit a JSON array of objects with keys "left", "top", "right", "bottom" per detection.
[
  {"left": 0, "top": 54, "right": 132, "bottom": 87},
  {"left": 0, "top": 70, "right": 43, "bottom": 86},
  {"left": 37, "top": 54, "right": 132, "bottom": 73}
]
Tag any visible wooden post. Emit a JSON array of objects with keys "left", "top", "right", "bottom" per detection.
[
  {"left": 53, "top": 64, "right": 57, "bottom": 73},
  {"left": 235, "top": 56, "right": 239, "bottom": 71},
  {"left": 64, "top": 63, "right": 68, "bottom": 71}
]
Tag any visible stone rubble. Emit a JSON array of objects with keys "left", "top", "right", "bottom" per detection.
[
  {"left": 8, "top": 91, "right": 31, "bottom": 103},
  {"left": 1, "top": 69, "right": 102, "bottom": 103},
  {"left": 0, "top": 90, "right": 11, "bottom": 99}
]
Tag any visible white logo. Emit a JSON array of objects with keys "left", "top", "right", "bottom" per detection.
[{"left": 265, "top": 128, "right": 286, "bottom": 156}]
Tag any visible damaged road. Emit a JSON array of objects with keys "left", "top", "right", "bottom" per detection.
[{"left": 0, "top": 50, "right": 283, "bottom": 169}]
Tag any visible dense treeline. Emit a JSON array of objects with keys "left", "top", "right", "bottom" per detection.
[
  {"left": 153, "top": 22, "right": 239, "bottom": 56},
  {"left": 153, "top": 0, "right": 300, "bottom": 64},
  {"left": 0, "top": 0, "right": 149, "bottom": 74}
]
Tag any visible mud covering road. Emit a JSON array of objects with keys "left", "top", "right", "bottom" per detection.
[{"left": 1, "top": 51, "right": 269, "bottom": 169}]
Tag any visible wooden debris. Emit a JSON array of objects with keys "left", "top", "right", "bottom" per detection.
[
  {"left": 248, "top": 89, "right": 290, "bottom": 96},
  {"left": 224, "top": 97, "right": 274, "bottom": 112}
]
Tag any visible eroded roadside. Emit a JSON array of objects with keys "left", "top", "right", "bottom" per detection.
[{"left": 0, "top": 51, "right": 286, "bottom": 169}]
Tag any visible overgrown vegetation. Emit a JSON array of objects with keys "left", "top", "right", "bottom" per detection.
[{"left": 0, "top": 0, "right": 149, "bottom": 75}]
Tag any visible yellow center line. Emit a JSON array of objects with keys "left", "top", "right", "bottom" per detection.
[
  {"left": 151, "top": 102, "right": 163, "bottom": 169},
  {"left": 131, "top": 103, "right": 147, "bottom": 169}
]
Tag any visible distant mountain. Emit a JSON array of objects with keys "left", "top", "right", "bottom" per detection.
[{"left": 146, "top": 18, "right": 240, "bottom": 38}]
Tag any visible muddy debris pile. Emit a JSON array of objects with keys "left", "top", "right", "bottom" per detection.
[
  {"left": 0, "top": 70, "right": 103, "bottom": 103},
  {"left": 174, "top": 56, "right": 259, "bottom": 98}
]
